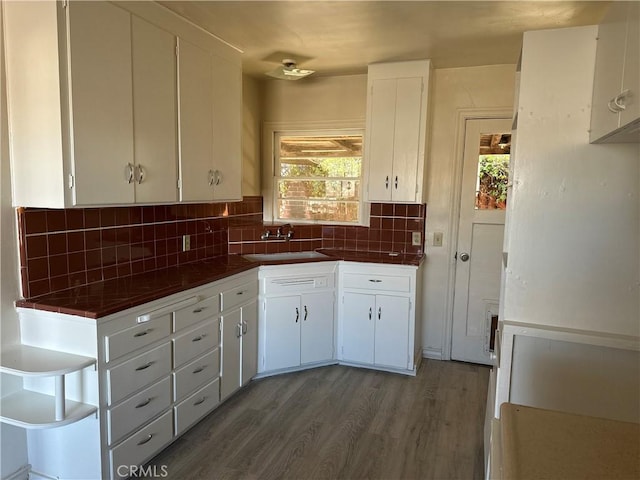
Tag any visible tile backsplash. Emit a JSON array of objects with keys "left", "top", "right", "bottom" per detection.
[{"left": 17, "top": 197, "right": 425, "bottom": 298}]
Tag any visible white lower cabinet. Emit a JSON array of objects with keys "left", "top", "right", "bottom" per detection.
[
  {"left": 342, "top": 293, "right": 410, "bottom": 369},
  {"left": 339, "top": 262, "right": 421, "bottom": 374},
  {"left": 259, "top": 263, "right": 337, "bottom": 374}
]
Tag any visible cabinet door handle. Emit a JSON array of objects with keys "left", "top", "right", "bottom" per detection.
[
  {"left": 135, "top": 361, "right": 154, "bottom": 371},
  {"left": 368, "top": 279, "right": 382, "bottom": 283},
  {"left": 295, "top": 307, "right": 299, "bottom": 323},
  {"left": 303, "top": 306, "right": 308, "bottom": 321},
  {"left": 378, "top": 307, "right": 382, "bottom": 320},
  {"left": 368, "top": 307, "right": 372, "bottom": 320},
  {"left": 208, "top": 170, "right": 215, "bottom": 186},
  {"left": 395, "top": 176, "right": 398, "bottom": 189},
  {"left": 137, "top": 434, "right": 153, "bottom": 446},
  {"left": 134, "top": 328, "right": 152, "bottom": 338},
  {"left": 125, "top": 163, "right": 135, "bottom": 184},
  {"left": 236, "top": 324, "right": 242, "bottom": 338},
  {"left": 192, "top": 334, "right": 206, "bottom": 342},
  {"left": 192, "top": 366, "right": 206, "bottom": 374},
  {"left": 214, "top": 170, "right": 222, "bottom": 186},
  {"left": 385, "top": 176, "right": 389, "bottom": 189},
  {"left": 135, "top": 164, "right": 145, "bottom": 184},
  {"left": 242, "top": 321, "right": 248, "bottom": 335},
  {"left": 193, "top": 396, "right": 207, "bottom": 406},
  {"left": 135, "top": 398, "right": 152, "bottom": 409}
]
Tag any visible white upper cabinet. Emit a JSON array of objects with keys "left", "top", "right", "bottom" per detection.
[
  {"left": 3, "top": 1, "right": 241, "bottom": 207},
  {"left": 131, "top": 16, "right": 179, "bottom": 204},
  {"left": 364, "top": 60, "right": 431, "bottom": 203},
  {"left": 590, "top": 1, "right": 640, "bottom": 143},
  {"left": 178, "top": 39, "right": 243, "bottom": 203}
]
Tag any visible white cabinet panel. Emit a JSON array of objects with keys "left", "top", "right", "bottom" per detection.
[
  {"left": 174, "top": 378, "right": 220, "bottom": 437},
  {"left": 341, "top": 293, "right": 375, "bottom": 364},
  {"left": 300, "top": 292, "right": 334, "bottom": 365},
  {"left": 131, "top": 16, "right": 178, "bottom": 203},
  {"left": 263, "top": 296, "right": 302, "bottom": 371},
  {"left": 67, "top": 1, "right": 135, "bottom": 205},
  {"left": 241, "top": 299, "right": 259, "bottom": 386},
  {"left": 374, "top": 295, "right": 410, "bottom": 369}
]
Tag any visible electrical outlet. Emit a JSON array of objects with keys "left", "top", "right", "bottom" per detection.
[
  {"left": 411, "top": 231, "right": 421, "bottom": 246},
  {"left": 433, "top": 232, "right": 443, "bottom": 247},
  {"left": 182, "top": 235, "right": 191, "bottom": 252}
]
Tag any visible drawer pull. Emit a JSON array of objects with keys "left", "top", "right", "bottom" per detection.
[
  {"left": 192, "top": 334, "right": 206, "bottom": 342},
  {"left": 236, "top": 290, "right": 246, "bottom": 296},
  {"left": 135, "top": 398, "right": 152, "bottom": 409},
  {"left": 193, "top": 396, "right": 207, "bottom": 406},
  {"left": 242, "top": 321, "right": 248, "bottom": 335},
  {"left": 369, "top": 279, "right": 382, "bottom": 283},
  {"left": 134, "top": 329, "right": 152, "bottom": 338},
  {"left": 192, "top": 307, "right": 207, "bottom": 313},
  {"left": 192, "top": 366, "right": 206, "bottom": 374},
  {"left": 137, "top": 434, "right": 153, "bottom": 446},
  {"left": 135, "top": 361, "right": 155, "bottom": 371}
]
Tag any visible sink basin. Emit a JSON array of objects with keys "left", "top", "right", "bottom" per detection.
[{"left": 242, "top": 251, "right": 329, "bottom": 262}]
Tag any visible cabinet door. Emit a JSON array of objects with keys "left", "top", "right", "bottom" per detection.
[
  {"left": 366, "top": 78, "right": 396, "bottom": 201},
  {"left": 391, "top": 77, "right": 423, "bottom": 202},
  {"left": 620, "top": 2, "right": 639, "bottom": 130},
  {"left": 67, "top": 1, "right": 135, "bottom": 205},
  {"left": 177, "top": 38, "right": 214, "bottom": 202},
  {"left": 211, "top": 54, "right": 243, "bottom": 201},
  {"left": 264, "top": 296, "right": 301, "bottom": 371},
  {"left": 341, "top": 293, "right": 375, "bottom": 364},
  {"left": 221, "top": 311, "right": 241, "bottom": 400},
  {"left": 374, "top": 295, "right": 410, "bottom": 369},
  {"left": 300, "top": 292, "right": 334, "bottom": 365},
  {"left": 241, "top": 299, "right": 258, "bottom": 386},
  {"left": 590, "top": 2, "right": 628, "bottom": 141},
  {"left": 131, "top": 16, "right": 178, "bottom": 203}
]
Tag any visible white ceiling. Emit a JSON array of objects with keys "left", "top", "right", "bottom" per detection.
[{"left": 159, "top": 1, "right": 610, "bottom": 79}]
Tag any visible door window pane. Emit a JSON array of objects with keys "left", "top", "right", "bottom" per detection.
[{"left": 475, "top": 133, "right": 511, "bottom": 210}]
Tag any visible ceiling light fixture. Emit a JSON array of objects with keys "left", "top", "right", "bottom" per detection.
[{"left": 266, "top": 58, "right": 315, "bottom": 81}]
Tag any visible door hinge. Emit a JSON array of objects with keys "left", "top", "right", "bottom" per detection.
[
  {"left": 176, "top": 178, "right": 181, "bottom": 190},
  {"left": 68, "top": 174, "right": 74, "bottom": 189},
  {"left": 62, "top": 0, "right": 68, "bottom": 8},
  {"left": 175, "top": 44, "right": 179, "bottom": 57}
]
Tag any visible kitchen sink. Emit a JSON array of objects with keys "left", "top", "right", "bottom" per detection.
[{"left": 242, "top": 251, "right": 329, "bottom": 262}]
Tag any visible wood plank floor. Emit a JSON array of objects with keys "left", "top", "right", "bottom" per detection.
[{"left": 143, "top": 360, "right": 490, "bottom": 480}]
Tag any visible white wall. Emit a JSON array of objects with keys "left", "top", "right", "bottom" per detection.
[
  {"left": 422, "top": 65, "right": 516, "bottom": 358},
  {"left": 504, "top": 26, "right": 639, "bottom": 336},
  {"left": 242, "top": 75, "right": 262, "bottom": 196},
  {"left": 1, "top": 3, "right": 30, "bottom": 475}
]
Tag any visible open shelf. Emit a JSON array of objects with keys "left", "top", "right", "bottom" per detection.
[
  {"left": 0, "top": 344, "right": 96, "bottom": 377},
  {"left": 1, "top": 344, "right": 97, "bottom": 429},
  {"left": 0, "top": 389, "right": 97, "bottom": 429}
]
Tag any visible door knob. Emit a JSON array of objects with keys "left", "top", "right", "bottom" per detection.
[{"left": 459, "top": 252, "right": 470, "bottom": 262}]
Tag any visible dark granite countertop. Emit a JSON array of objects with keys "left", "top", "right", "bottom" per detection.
[{"left": 16, "top": 251, "right": 423, "bottom": 319}]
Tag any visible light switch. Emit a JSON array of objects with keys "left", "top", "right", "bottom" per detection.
[
  {"left": 411, "top": 232, "right": 421, "bottom": 246},
  {"left": 433, "top": 232, "right": 443, "bottom": 247}
]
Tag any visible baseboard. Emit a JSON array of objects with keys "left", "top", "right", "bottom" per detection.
[
  {"left": 422, "top": 347, "right": 443, "bottom": 360},
  {"left": 2, "top": 465, "right": 29, "bottom": 480}
]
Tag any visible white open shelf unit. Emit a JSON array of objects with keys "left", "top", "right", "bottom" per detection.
[{"left": 0, "top": 344, "right": 97, "bottom": 429}]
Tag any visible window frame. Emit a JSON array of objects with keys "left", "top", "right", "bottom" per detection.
[{"left": 262, "top": 121, "right": 369, "bottom": 226}]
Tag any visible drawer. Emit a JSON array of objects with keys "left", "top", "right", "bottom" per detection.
[
  {"left": 107, "top": 376, "right": 172, "bottom": 445},
  {"left": 173, "top": 294, "right": 219, "bottom": 332},
  {"left": 342, "top": 273, "right": 411, "bottom": 293},
  {"left": 173, "top": 320, "right": 219, "bottom": 368},
  {"left": 109, "top": 410, "right": 173, "bottom": 480},
  {"left": 107, "top": 342, "right": 172, "bottom": 405},
  {"left": 173, "top": 349, "right": 219, "bottom": 402},
  {"left": 174, "top": 378, "right": 220, "bottom": 437},
  {"left": 105, "top": 314, "right": 171, "bottom": 363},
  {"left": 220, "top": 280, "right": 258, "bottom": 312}
]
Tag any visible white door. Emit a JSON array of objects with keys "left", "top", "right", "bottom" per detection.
[
  {"left": 177, "top": 38, "right": 214, "bottom": 202},
  {"left": 374, "top": 295, "right": 410, "bottom": 369},
  {"left": 451, "top": 118, "right": 511, "bottom": 365},
  {"left": 131, "top": 16, "right": 178, "bottom": 203},
  {"left": 300, "top": 291, "right": 334, "bottom": 365},
  {"left": 67, "top": 1, "right": 134, "bottom": 205},
  {"left": 341, "top": 292, "right": 375, "bottom": 364},
  {"left": 366, "top": 78, "right": 396, "bottom": 201},
  {"left": 221, "top": 310, "right": 241, "bottom": 400},
  {"left": 241, "top": 299, "right": 258, "bottom": 386},
  {"left": 263, "top": 296, "right": 301, "bottom": 371}
]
